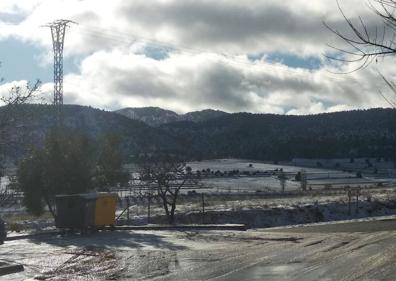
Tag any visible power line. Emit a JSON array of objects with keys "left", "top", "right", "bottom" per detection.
[
  {"left": 0, "top": 22, "right": 21, "bottom": 26},
  {"left": 75, "top": 24, "right": 351, "bottom": 80},
  {"left": 1, "top": 20, "right": 353, "bottom": 81}
]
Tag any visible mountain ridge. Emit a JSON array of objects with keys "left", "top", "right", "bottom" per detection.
[{"left": 114, "top": 107, "right": 228, "bottom": 126}]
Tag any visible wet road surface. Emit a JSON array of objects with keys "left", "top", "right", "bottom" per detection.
[
  {"left": 2, "top": 218, "right": 396, "bottom": 280},
  {"left": 267, "top": 216, "right": 396, "bottom": 233}
]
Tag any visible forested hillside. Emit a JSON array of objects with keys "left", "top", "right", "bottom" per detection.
[
  {"left": 1, "top": 105, "right": 395, "bottom": 163},
  {"left": 161, "top": 108, "right": 396, "bottom": 161},
  {"left": 0, "top": 104, "right": 184, "bottom": 165}
]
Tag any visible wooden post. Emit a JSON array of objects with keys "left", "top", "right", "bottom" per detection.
[
  {"left": 126, "top": 197, "right": 130, "bottom": 223},
  {"left": 147, "top": 192, "right": 151, "bottom": 224},
  {"left": 348, "top": 190, "right": 351, "bottom": 216},
  {"left": 201, "top": 193, "right": 205, "bottom": 224}
]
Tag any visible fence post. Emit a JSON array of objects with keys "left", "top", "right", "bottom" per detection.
[
  {"left": 348, "top": 190, "right": 351, "bottom": 216},
  {"left": 126, "top": 197, "right": 130, "bottom": 223},
  {"left": 147, "top": 192, "right": 151, "bottom": 224},
  {"left": 201, "top": 193, "right": 205, "bottom": 224}
]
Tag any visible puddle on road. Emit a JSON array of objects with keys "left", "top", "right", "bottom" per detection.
[{"left": 223, "top": 263, "right": 305, "bottom": 281}]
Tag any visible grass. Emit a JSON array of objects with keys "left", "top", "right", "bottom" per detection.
[{"left": 3, "top": 211, "right": 54, "bottom": 232}]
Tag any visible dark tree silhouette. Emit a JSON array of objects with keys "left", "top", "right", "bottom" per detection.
[
  {"left": 94, "top": 133, "right": 130, "bottom": 191},
  {"left": 17, "top": 129, "right": 95, "bottom": 217}
]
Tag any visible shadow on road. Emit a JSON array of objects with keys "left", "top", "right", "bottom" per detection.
[{"left": 27, "top": 230, "right": 188, "bottom": 250}]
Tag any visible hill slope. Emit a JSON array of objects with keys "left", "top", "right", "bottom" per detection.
[
  {"left": 115, "top": 107, "right": 180, "bottom": 127},
  {"left": 115, "top": 107, "right": 228, "bottom": 126},
  {"left": 0, "top": 104, "right": 185, "bottom": 164},
  {"left": 160, "top": 108, "right": 396, "bottom": 161}
]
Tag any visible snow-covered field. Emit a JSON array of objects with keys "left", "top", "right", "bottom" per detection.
[
  {"left": 111, "top": 159, "right": 396, "bottom": 229},
  {"left": 3, "top": 159, "right": 396, "bottom": 231},
  {"left": 188, "top": 159, "right": 396, "bottom": 192},
  {"left": 189, "top": 158, "right": 328, "bottom": 173}
]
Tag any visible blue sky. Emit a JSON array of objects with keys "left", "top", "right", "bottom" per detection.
[
  {"left": 0, "top": 38, "right": 79, "bottom": 83},
  {"left": 0, "top": 38, "right": 50, "bottom": 82}
]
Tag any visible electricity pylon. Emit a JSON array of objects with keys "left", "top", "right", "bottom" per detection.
[{"left": 45, "top": 19, "right": 76, "bottom": 122}]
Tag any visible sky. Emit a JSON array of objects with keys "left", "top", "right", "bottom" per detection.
[{"left": 0, "top": 0, "right": 395, "bottom": 114}]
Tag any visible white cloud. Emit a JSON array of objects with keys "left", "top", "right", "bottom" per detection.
[
  {"left": 33, "top": 46, "right": 392, "bottom": 114},
  {"left": 1, "top": 0, "right": 395, "bottom": 114}
]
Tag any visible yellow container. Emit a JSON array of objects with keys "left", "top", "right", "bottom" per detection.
[{"left": 94, "top": 193, "right": 118, "bottom": 227}]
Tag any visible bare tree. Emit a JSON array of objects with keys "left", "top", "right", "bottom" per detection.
[
  {"left": 298, "top": 170, "right": 307, "bottom": 191},
  {"left": 378, "top": 72, "right": 396, "bottom": 108},
  {"left": 325, "top": 0, "right": 396, "bottom": 104},
  {"left": 0, "top": 80, "right": 41, "bottom": 150},
  {"left": 325, "top": 0, "right": 396, "bottom": 69},
  {"left": 277, "top": 170, "right": 287, "bottom": 193},
  {"left": 138, "top": 154, "right": 196, "bottom": 224},
  {"left": 0, "top": 176, "right": 19, "bottom": 208},
  {"left": 0, "top": 69, "right": 41, "bottom": 206}
]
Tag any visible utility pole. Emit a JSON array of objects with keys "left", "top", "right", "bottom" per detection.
[
  {"left": 45, "top": 19, "right": 76, "bottom": 123},
  {"left": 126, "top": 196, "right": 130, "bottom": 222}
]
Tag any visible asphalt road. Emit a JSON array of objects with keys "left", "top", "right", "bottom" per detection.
[
  {"left": 3, "top": 219, "right": 396, "bottom": 280},
  {"left": 266, "top": 217, "right": 396, "bottom": 233},
  {"left": 223, "top": 218, "right": 396, "bottom": 281}
]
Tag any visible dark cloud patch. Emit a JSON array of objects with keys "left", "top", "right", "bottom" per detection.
[
  {"left": 188, "top": 63, "right": 255, "bottom": 111},
  {"left": 109, "top": 67, "right": 178, "bottom": 99},
  {"left": 116, "top": 0, "right": 361, "bottom": 55},
  {"left": 245, "top": 70, "right": 322, "bottom": 96}
]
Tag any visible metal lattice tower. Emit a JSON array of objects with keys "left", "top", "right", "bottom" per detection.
[{"left": 46, "top": 20, "right": 75, "bottom": 110}]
